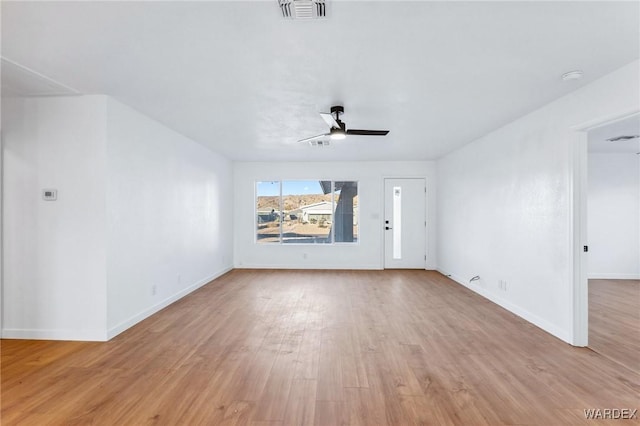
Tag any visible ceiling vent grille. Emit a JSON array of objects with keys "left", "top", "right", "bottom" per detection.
[
  {"left": 309, "top": 140, "right": 330, "bottom": 147},
  {"left": 278, "top": 0, "right": 326, "bottom": 20}
]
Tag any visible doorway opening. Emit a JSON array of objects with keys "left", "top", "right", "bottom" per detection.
[
  {"left": 574, "top": 114, "right": 640, "bottom": 371},
  {"left": 584, "top": 114, "right": 640, "bottom": 372}
]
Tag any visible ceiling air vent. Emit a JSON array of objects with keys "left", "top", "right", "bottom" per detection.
[
  {"left": 278, "top": 0, "right": 326, "bottom": 19},
  {"left": 309, "top": 140, "right": 330, "bottom": 147},
  {"left": 606, "top": 135, "right": 639, "bottom": 142}
]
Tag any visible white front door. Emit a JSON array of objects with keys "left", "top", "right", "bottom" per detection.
[{"left": 384, "top": 178, "right": 426, "bottom": 269}]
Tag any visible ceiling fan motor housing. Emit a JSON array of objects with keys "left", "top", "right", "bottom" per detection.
[
  {"left": 330, "top": 105, "right": 344, "bottom": 115},
  {"left": 330, "top": 106, "right": 346, "bottom": 131}
]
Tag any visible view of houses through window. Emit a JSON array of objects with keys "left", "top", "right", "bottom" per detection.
[{"left": 256, "top": 180, "right": 358, "bottom": 244}]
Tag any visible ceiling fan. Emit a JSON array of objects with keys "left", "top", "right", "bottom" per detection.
[{"left": 298, "top": 106, "right": 389, "bottom": 143}]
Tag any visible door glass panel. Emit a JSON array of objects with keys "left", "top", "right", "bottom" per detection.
[{"left": 393, "top": 186, "right": 402, "bottom": 259}]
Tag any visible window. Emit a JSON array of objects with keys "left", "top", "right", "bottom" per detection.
[
  {"left": 256, "top": 180, "right": 358, "bottom": 244},
  {"left": 255, "top": 181, "right": 280, "bottom": 243}
]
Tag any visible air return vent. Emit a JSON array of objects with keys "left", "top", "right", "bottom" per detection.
[
  {"left": 278, "top": 0, "right": 326, "bottom": 19},
  {"left": 606, "top": 135, "right": 640, "bottom": 142},
  {"left": 309, "top": 140, "right": 330, "bottom": 147}
]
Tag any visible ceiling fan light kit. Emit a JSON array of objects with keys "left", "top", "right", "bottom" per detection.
[
  {"left": 330, "top": 127, "right": 346, "bottom": 140},
  {"left": 299, "top": 105, "right": 390, "bottom": 145}
]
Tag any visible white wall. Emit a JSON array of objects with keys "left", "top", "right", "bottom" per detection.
[
  {"left": 2, "top": 95, "right": 234, "bottom": 341},
  {"left": 233, "top": 161, "right": 436, "bottom": 270},
  {"left": 106, "top": 98, "right": 233, "bottom": 337},
  {"left": 588, "top": 153, "right": 640, "bottom": 279},
  {"left": 437, "top": 60, "right": 639, "bottom": 344},
  {"left": 2, "top": 96, "right": 108, "bottom": 340}
]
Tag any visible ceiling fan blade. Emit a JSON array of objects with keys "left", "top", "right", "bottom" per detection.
[
  {"left": 346, "top": 129, "right": 390, "bottom": 136},
  {"left": 320, "top": 112, "right": 340, "bottom": 129},
  {"left": 298, "top": 133, "right": 329, "bottom": 143}
]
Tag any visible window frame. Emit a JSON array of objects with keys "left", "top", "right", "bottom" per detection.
[{"left": 255, "top": 179, "right": 359, "bottom": 245}]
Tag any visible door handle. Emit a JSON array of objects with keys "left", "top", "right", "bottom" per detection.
[{"left": 385, "top": 226, "right": 392, "bottom": 230}]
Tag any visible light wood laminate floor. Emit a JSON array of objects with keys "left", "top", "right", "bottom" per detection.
[
  {"left": 589, "top": 278, "right": 640, "bottom": 374},
  {"left": 2, "top": 270, "right": 639, "bottom": 425}
]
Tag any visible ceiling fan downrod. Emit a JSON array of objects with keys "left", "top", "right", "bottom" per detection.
[{"left": 330, "top": 105, "right": 344, "bottom": 124}]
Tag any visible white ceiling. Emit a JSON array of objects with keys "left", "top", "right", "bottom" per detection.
[
  {"left": 2, "top": 1, "right": 639, "bottom": 161},
  {"left": 588, "top": 114, "right": 640, "bottom": 154}
]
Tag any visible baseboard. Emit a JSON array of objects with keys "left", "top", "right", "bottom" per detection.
[
  {"left": 235, "top": 264, "right": 437, "bottom": 271},
  {"left": 1, "top": 328, "right": 108, "bottom": 341},
  {"left": 588, "top": 273, "right": 640, "bottom": 280},
  {"left": 106, "top": 265, "right": 233, "bottom": 340},
  {"left": 438, "top": 269, "right": 572, "bottom": 344},
  {"left": 234, "top": 263, "right": 382, "bottom": 270}
]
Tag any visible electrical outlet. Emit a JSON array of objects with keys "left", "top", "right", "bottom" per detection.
[
  {"left": 151, "top": 284, "right": 157, "bottom": 296},
  {"left": 177, "top": 274, "right": 181, "bottom": 284},
  {"left": 498, "top": 280, "right": 508, "bottom": 291},
  {"left": 303, "top": 253, "right": 308, "bottom": 259}
]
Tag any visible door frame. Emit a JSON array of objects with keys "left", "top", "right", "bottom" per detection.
[
  {"left": 381, "top": 176, "right": 429, "bottom": 270},
  {"left": 570, "top": 108, "right": 640, "bottom": 347}
]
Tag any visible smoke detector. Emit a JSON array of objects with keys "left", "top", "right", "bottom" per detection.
[
  {"left": 309, "top": 140, "right": 330, "bottom": 147},
  {"left": 278, "top": 0, "right": 326, "bottom": 19},
  {"left": 561, "top": 70, "right": 583, "bottom": 81}
]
